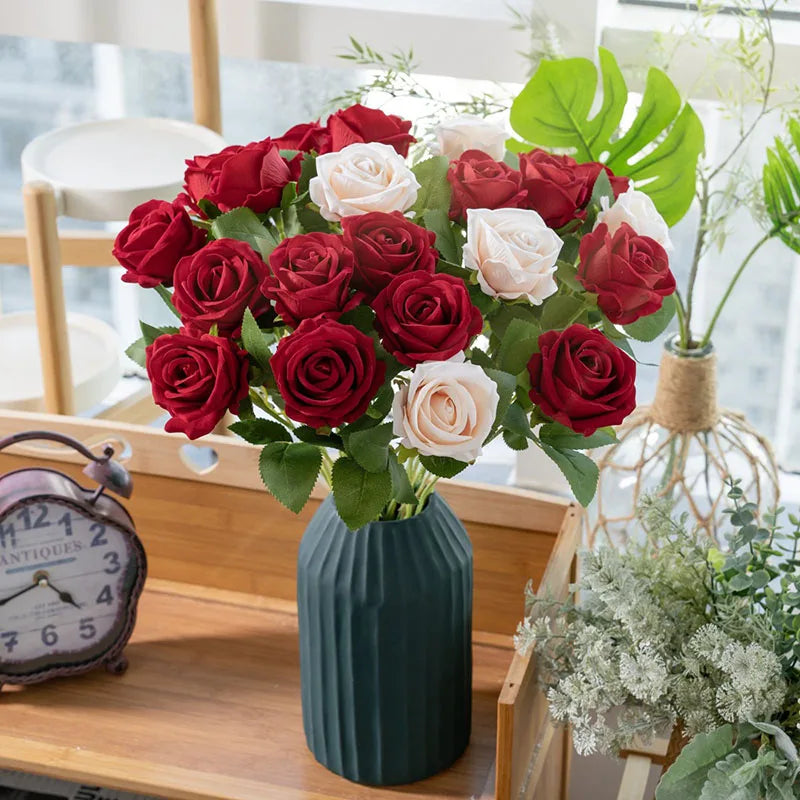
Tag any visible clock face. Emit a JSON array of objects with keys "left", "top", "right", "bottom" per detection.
[{"left": 0, "top": 498, "right": 140, "bottom": 677}]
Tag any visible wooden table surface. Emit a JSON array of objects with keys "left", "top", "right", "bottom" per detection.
[{"left": 0, "top": 579, "right": 510, "bottom": 800}]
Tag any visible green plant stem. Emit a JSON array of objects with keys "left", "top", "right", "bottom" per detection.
[
  {"left": 154, "top": 284, "right": 181, "bottom": 320},
  {"left": 700, "top": 230, "right": 773, "bottom": 348},
  {"left": 683, "top": 174, "right": 710, "bottom": 347}
]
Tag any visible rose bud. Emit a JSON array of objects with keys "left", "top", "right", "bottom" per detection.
[
  {"left": 184, "top": 138, "right": 301, "bottom": 213},
  {"left": 342, "top": 211, "right": 437, "bottom": 299},
  {"left": 327, "top": 104, "right": 416, "bottom": 157},
  {"left": 528, "top": 324, "right": 636, "bottom": 436},
  {"left": 392, "top": 355, "right": 499, "bottom": 463},
  {"left": 373, "top": 271, "right": 482, "bottom": 366},
  {"left": 146, "top": 330, "right": 250, "bottom": 440},
  {"left": 578, "top": 222, "right": 675, "bottom": 325},
  {"left": 172, "top": 239, "right": 272, "bottom": 337},
  {"left": 113, "top": 198, "right": 206, "bottom": 288},
  {"left": 270, "top": 318, "right": 386, "bottom": 429},
  {"left": 262, "top": 232, "right": 358, "bottom": 327},
  {"left": 447, "top": 150, "right": 525, "bottom": 222}
]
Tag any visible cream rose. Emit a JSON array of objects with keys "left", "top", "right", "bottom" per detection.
[
  {"left": 392, "top": 355, "right": 499, "bottom": 463},
  {"left": 595, "top": 187, "right": 673, "bottom": 250},
  {"left": 463, "top": 207, "right": 562, "bottom": 303},
  {"left": 309, "top": 142, "right": 420, "bottom": 222},
  {"left": 435, "top": 115, "right": 507, "bottom": 161}
]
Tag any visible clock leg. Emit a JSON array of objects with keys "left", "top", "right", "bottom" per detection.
[{"left": 105, "top": 654, "right": 129, "bottom": 676}]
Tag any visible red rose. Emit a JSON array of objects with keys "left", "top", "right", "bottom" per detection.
[
  {"left": 327, "top": 104, "right": 416, "bottom": 157},
  {"left": 146, "top": 330, "right": 249, "bottom": 440},
  {"left": 574, "top": 161, "right": 630, "bottom": 200},
  {"left": 172, "top": 238, "right": 271, "bottom": 337},
  {"left": 528, "top": 325, "right": 636, "bottom": 436},
  {"left": 270, "top": 318, "right": 386, "bottom": 428},
  {"left": 342, "top": 211, "right": 438, "bottom": 299},
  {"left": 113, "top": 198, "right": 205, "bottom": 288},
  {"left": 183, "top": 138, "right": 301, "bottom": 213},
  {"left": 262, "top": 233, "right": 359, "bottom": 327},
  {"left": 447, "top": 150, "right": 525, "bottom": 221},
  {"left": 273, "top": 120, "right": 331, "bottom": 154},
  {"left": 519, "top": 150, "right": 591, "bottom": 229},
  {"left": 372, "top": 271, "right": 483, "bottom": 366},
  {"left": 577, "top": 223, "right": 675, "bottom": 325}
]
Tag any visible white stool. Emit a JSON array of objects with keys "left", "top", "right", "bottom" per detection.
[{"left": 0, "top": 0, "right": 226, "bottom": 419}]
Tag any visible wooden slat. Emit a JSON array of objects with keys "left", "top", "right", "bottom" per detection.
[
  {"left": 0, "top": 409, "right": 569, "bottom": 533},
  {"left": 0, "top": 230, "right": 116, "bottom": 268},
  {"left": 0, "top": 411, "right": 567, "bottom": 638},
  {"left": 188, "top": 0, "right": 222, "bottom": 134},
  {"left": 616, "top": 755, "right": 654, "bottom": 800},
  {"left": 23, "top": 182, "right": 74, "bottom": 415},
  {"left": 0, "top": 582, "right": 509, "bottom": 800},
  {"left": 95, "top": 385, "right": 163, "bottom": 426},
  {"left": 494, "top": 506, "right": 580, "bottom": 800}
]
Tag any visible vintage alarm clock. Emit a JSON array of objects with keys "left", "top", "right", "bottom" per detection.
[{"left": 0, "top": 431, "right": 146, "bottom": 688}]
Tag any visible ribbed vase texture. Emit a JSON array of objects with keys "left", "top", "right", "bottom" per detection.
[{"left": 297, "top": 492, "right": 473, "bottom": 785}]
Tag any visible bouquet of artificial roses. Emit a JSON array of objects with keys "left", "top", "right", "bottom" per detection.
[{"left": 115, "top": 102, "right": 676, "bottom": 528}]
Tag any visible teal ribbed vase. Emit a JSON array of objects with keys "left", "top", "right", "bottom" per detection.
[{"left": 297, "top": 492, "right": 473, "bottom": 785}]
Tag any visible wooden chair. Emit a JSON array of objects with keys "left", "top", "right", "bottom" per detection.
[{"left": 0, "top": 0, "right": 225, "bottom": 419}]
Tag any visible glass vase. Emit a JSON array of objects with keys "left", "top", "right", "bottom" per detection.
[{"left": 587, "top": 334, "right": 779, "bottom": 547}]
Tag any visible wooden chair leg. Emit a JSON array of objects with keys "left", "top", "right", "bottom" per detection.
[
  {"left": 189, "top": 0, "right": 222, "bottom": 134},
  {"left": 23, "top": 181, "right": 74, "bottom": 415}
]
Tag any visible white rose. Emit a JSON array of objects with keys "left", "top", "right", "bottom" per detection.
[
  {"left": 463, "top": 208, "right": 562, "bottom": 304},
  {"left": 392, "top": 355, "right": 499, "bottom": 463},
  {"left": 435, "top": 115, "right": 507, "bottom": 161},
  {"left": 309, "top": 142, "right": 420, "bottom": 222},
  {"left": 595, "top": 187, "right": 673, "bottom": 250}
]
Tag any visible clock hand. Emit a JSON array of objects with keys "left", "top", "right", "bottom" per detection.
[
  {"left": 0, "top": 581, "right": 41, "bottom": 607},
  {"left": 43, "top": 580, "right": 81, "bottom": 610}
]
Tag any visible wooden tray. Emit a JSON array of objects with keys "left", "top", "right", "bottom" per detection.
[{"left": 0, "top": 410, "right": 579, "bottom": 800}]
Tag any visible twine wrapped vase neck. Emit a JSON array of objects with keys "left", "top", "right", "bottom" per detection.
[{"left": 651, "top": 335, "right": 719, "bottom": 433}]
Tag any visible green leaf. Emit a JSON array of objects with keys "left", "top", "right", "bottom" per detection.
[
  {"left": 258, "top": 442, "right": 322, "bottom": 513},
  {"left": 483, "top": 367, "right": 517, "bottom": 428},
  {"left": 211, "top": 207, "right": 278, "bottom": 260},
  {"left": 293, "top": 426, "right": 343, "bottom": 449},
  {"left": 125, "top": 337, "right": 147, "bottom": 368},
  {"left": 503, "top": 402, "right": 535, "bottom": 440},
  {"left": 540, "top": 295, "right": 585, "bottom": 331},
  {"left": 197, "top": 198, "right": 221, "bottom": 219},
  {"left": 622, "top": 294, "right": 677, "bottom": 342},
  {"left": 655, "top": 725, "right": 737, "bottom": 800},
  {"left": 539, "top": 422, "right": 618, "bottom": 450},
  {"left": 538, "top": 442, "right": 598, "bottom": 506},
  {"left": 729, "top": 573, "right": 753, "bottom": 591},
  {"left": 388, "top": 451, "right": 417, "bottom": 504},
  {"left": 331, "top": 456, "right": 392, "bottom": 529},
  {"left": 154, "top": 284, "right": 181, "bottom": 319},
  {"left": 419, "top": 454, "right": 469, "bottom": 478},
  {"left": 342, "top": 422, "right": 394, "bottom": 473},
  {"left": 229, "top": 419, "right": 292, "bottom": 444},
  {"left": 503, "top": 429, "right": 530, "bottom": 451},
  {"left": 296, "top": 205, "right": 332, "bottom": 233},
  {"left": 423, "top": 208, "right": 461, "bottom": 263},
  {"left": 497, "top": 317, "right": 542, "bottom": 375},
  {"left": 411, "top": 156, "right": 451, "bottom": 215},
  {"left": 763, "top": 118, "right": 800, "bottom": 254},
  {"left": 139, "top": 321, "right": 179, "bottom": 346},
  {"left": 297, "top": 153, "right": 317, "bottom": 196},
  {"left": 509, "top": 47, "right": 704, "bottom": 226},
  {"left": 241, "top": 307, "right": 273, "bottom": 373},
  {"left": 556, "top": 260, "right": 583, "bottom": 293}
]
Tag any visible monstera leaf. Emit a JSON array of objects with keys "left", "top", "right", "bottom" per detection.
[
  {"left": 509, "top": 47, "right": 705, "bottom": 226},
  {"left": 763, "top": 117, "right": 800, "bottom": 254}
]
